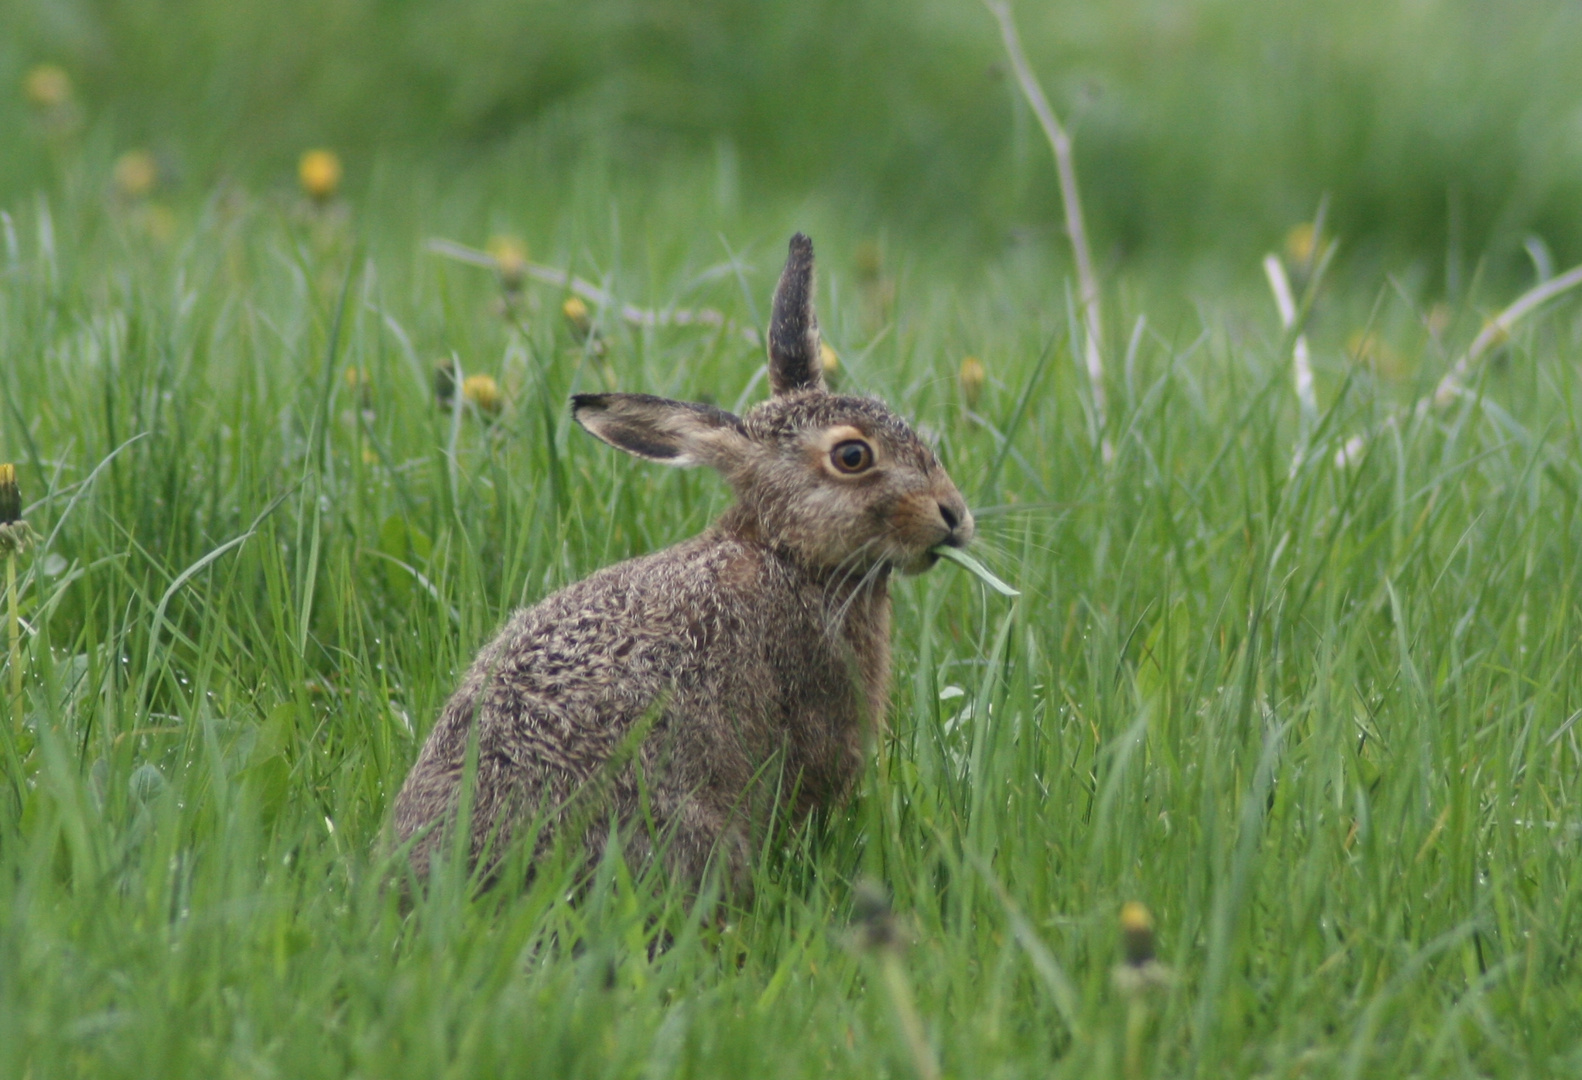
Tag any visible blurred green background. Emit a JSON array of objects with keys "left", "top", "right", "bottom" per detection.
[{"left": 7, "top": 0, "right": 1582, "bottom": 284}]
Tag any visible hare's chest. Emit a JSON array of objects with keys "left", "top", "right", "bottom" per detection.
[{"left": 759, "top": 588, "right": 890, "bottom": 796}]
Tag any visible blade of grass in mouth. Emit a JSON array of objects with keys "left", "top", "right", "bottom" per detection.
[{"left": 933, "top": 545, "right": 1020, "bottom": 597}]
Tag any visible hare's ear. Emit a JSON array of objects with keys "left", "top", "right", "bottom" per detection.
[
  {"left": 767, "top": 232, "right": 825, "bottom": 396},
  {"left": 572, "top": 393, "right": 747, "bottom": 468}
]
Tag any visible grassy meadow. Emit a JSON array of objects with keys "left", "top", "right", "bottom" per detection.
[{"left": 5, "top": 0, "right": 1582, "bottom": 1076}]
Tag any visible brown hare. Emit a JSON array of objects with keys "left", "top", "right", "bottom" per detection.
[{"left": 392, "top": 233, "right": 974, "bottom": 893}]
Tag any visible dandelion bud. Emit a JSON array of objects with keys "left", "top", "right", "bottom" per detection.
[
  {"left": 0, "top": 463, "right": 35, "bottom": 558},
  {"left": 23, "top": 65, "right": 72, "bottom": 110},
  {"left": 433, "top": 358, "right": 457, "bottom": 410},
  {"left": 486, "top": 236, "right": 528, "bottom": 292},
  {"left": 462, "top": 374, "right": 502, "bottom": 416},
  {"left": 344, "top": 365, "right": 373, "bottom": 409},
  {"left": 850, "top": 879, "right": 898, "bottom": 952},
  {"left": 562, "top": 295, "right": 593, "bottom": 338},
  {"left": 819, "top": 342, "right": 840, "bottom": 375},
  {"left": 959, "top": 355, "right": 986, "bottom": 410},
  {"left": 854, "top": 240, "right": 883, "bottom": 283},
  {"left": 4, "top": 461, "right": 36, "bottom": 735},
  {"left": 298, "top": 150, "right": 342, "bottom": 203},
  {"left": 1119, "top": 901, "right": 1155, "bottom": 967},
  {"left": 113, "top": 149, "right": 159, "bottom": 200},
  {"left": 562, "top": 297, "right": 607, "bottom": 357},
  {"left": 0, "top": 465, "right": 19, "bottom": 525},
  {"left": 1112, "top": 900, "right": 1170, "bottom": 996}
]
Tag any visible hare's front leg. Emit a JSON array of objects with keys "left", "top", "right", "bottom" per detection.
[{"left": 634, "top": 795, "right": 753, "bottom": 898}]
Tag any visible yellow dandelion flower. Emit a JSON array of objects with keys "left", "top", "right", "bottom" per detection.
[
  {"left": 298, "top": 150, "right": 342, "bottom": 203},
  {"left": 462, "top": 374, "right": 502, "bottom": 415},
  {"left": 113, "top": 149, "right": 159, "bottom": 199},
  {"left": 486, "top": 236, "right": 528, "bottom": 291},
  {"left": 24, "top": 64, "right": 72, "bottom": 110},
  {"left": 959, "top": 355, "right": 987, "bottom": 409},
  {"left": 1284, "top": 222, "right": 1317, "bottom": 268},
  {"left": 819, "top": 342, "right": 839, "bottom": 374}
]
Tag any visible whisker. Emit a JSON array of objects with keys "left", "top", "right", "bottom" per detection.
[
  {"left": 831, "top": 559, "right": 888, "bottom": 627},
  {"left": 970, "top": 501, "right": 1086, "bottom": 520},
  {"left": 825, "top": 537, "right": 878, "bottom": 586},
  {"left": 819, "top": 538, "right": 885, "bottom": 630}
]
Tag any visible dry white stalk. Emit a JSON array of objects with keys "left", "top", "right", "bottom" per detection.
[
  {"left": 1263, "top": 254, "right": 1316, "bottom": 424},
  {"left": 425, "top": 238, "right": 761, "bottom": 346},
  {"left": 1431, "top": 261, "right": 1582, "bottom": 406},
  {"left": 1333, "top": 257, "right": 1582, "bottom": 468},
  {"left": 1333, "top": 434, "right": 1368, "bottom": 469},
  {"left": 984, "top": 0, "right": 1111, "bottom": 462}
]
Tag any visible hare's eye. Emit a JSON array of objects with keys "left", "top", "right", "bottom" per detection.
[{"left": 831, "top": 439, "right": 875, "bottom": 474}]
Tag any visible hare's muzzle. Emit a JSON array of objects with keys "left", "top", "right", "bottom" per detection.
[
  {"left": 935, "top": 492, "right": 973, "bottom": 549},
  {"left": 906, "top": 484, "right": 974, "bottom": 574}
]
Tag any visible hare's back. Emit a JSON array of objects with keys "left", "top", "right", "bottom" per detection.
[{"left": 420, "top": 533, "right": 785, "bottom": 768}]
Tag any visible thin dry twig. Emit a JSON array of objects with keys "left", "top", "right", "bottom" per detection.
[
  {"left": 425, "top": 238, "right": 761, "bottom": 347},
  {"left": 984, "top": 0, "right": 1111, "bottom": 461}
]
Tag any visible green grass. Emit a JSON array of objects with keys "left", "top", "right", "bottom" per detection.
[{"left": 3, "top": 146, "right": 1581, "bottom": 1077}]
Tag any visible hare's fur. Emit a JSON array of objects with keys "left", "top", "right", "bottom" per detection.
[{"left": 392, "top": 234, "right": 973, "bottom": 892}]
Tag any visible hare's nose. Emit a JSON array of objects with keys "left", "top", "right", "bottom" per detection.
[{"left": 936, "top": 495, "right": 974, "bottom": 546}]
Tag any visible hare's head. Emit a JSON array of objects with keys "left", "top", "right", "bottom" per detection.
[{"left": 574, "top": 233, "right": 973, "bottom": 577}]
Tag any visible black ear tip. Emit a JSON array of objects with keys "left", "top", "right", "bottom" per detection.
[
  {"left": 778, "top": 233, "right": 815, "bottom": 296},
  {"left": 570, "top": 393, "right": 609, "bottom": 416},
  {"left": 786, "top": 234, "right": 814, "bottom": 273}
]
